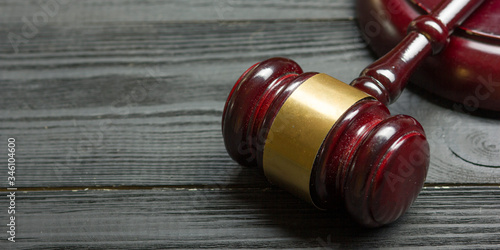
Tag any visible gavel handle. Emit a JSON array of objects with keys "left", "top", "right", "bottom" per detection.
[{"left": 351, "top": 0, "right": 485, "bottom": 105}]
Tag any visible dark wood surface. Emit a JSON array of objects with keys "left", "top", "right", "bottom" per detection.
[{"left": 1, "top": 0, "right": 499, "bottom": 248}]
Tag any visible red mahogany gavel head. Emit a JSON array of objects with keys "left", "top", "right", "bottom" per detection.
[{"left": 222, "top": 58, "right": 429, "bottom": 227}]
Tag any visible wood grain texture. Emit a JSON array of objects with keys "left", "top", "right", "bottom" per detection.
[
  {"left": 0, "top": 0, "right": 355, "bottom": 23},
  {"left": 0, "top": 1, "right": 499, "bottom": 248},
  {"left": 0, "top": 18, "right": 498, "bottom": 187},
  {"left": 0, "top": 186, "right": 499, "bottom": 248}
]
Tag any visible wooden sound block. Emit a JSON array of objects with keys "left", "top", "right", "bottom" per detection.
[{"left": 356, "top": 0, "right": 500, "bottom": 111}]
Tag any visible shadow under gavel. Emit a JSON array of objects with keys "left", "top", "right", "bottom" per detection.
[{"left": 222, "top": 0, "right": 485, "bottom": 227}]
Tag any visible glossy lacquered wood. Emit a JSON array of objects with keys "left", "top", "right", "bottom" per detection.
[
  {"left": 222, "top": 0, "right": 490, "bottom": 227},
  {"left": 222, "top": 58, "right": 429, "bottom": 227},
  {"left": 352, "top": 0, "right": 485, "bottom": 105},
  {"left": 222, "top": 58, "right": 309, "bottom": 168},
  {"left": 356, "top": 0, "right": 500, "bottom": 111},
  {"left": 3, "top": 0, "right": 500, "bottom": 247}
]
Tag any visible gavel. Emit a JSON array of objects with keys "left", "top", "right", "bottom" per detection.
[{"left": 222, "top": 0, "right": 486, "bottom": 227}]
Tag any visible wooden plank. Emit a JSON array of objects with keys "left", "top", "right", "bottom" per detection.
[
  {"left": 1, "top": 1, "right": 498, "bottom": 248},
  {"left": 1, "top": 20, "right": 366, "bottom": 69},
  {"left": 0, "top": 0, "right": 355, "bottom": 24},
  {"left": 0, "top": 101, "right": 270, "bottom": 188},
  {"left": 1, "top": 186, "right": 499, "bottom": 248},
  {"left": 1, "top": 19, "right": 499, "bottom": 187},
  {"left": 1, "top": 98, "right": 499, "bottom": 188},
  {"left": 0, "top": 20, "right": 367, "bottom": 188}
]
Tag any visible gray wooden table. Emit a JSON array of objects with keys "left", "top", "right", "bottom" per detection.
[{"left": 1, "top": 0, "right": 499, "bottom": 248}]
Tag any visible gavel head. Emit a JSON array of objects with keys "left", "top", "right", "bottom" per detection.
[{"left": 222, "top": 57, "right": 429, "bottom": 227}]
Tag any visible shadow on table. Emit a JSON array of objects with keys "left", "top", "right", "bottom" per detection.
[{"left": 229, "top": 169, "right": 408, "bottom": 248}]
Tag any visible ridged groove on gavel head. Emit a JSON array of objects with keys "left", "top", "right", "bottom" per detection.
[
  {"left": 343, "top": 114, "right": 429, "bottom": 227},
  {"left": 261, "top": 73, "right": 372, "bottom": 204},
  {"left": 223, "top": 57, "right": 430, "bottom": 227},
  {"left": 222, "top": 57, "right": 304, "bottom": 168},
  {"left": 311, "top": 99, "right": 429, "bottom": 227},
  {"left": 311, "top": 99, "right": 392, "bottom": 208}
]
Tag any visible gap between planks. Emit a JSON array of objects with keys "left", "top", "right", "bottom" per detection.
[{"left": 1, "top": 183, "right": 499, "bottom": 193}]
